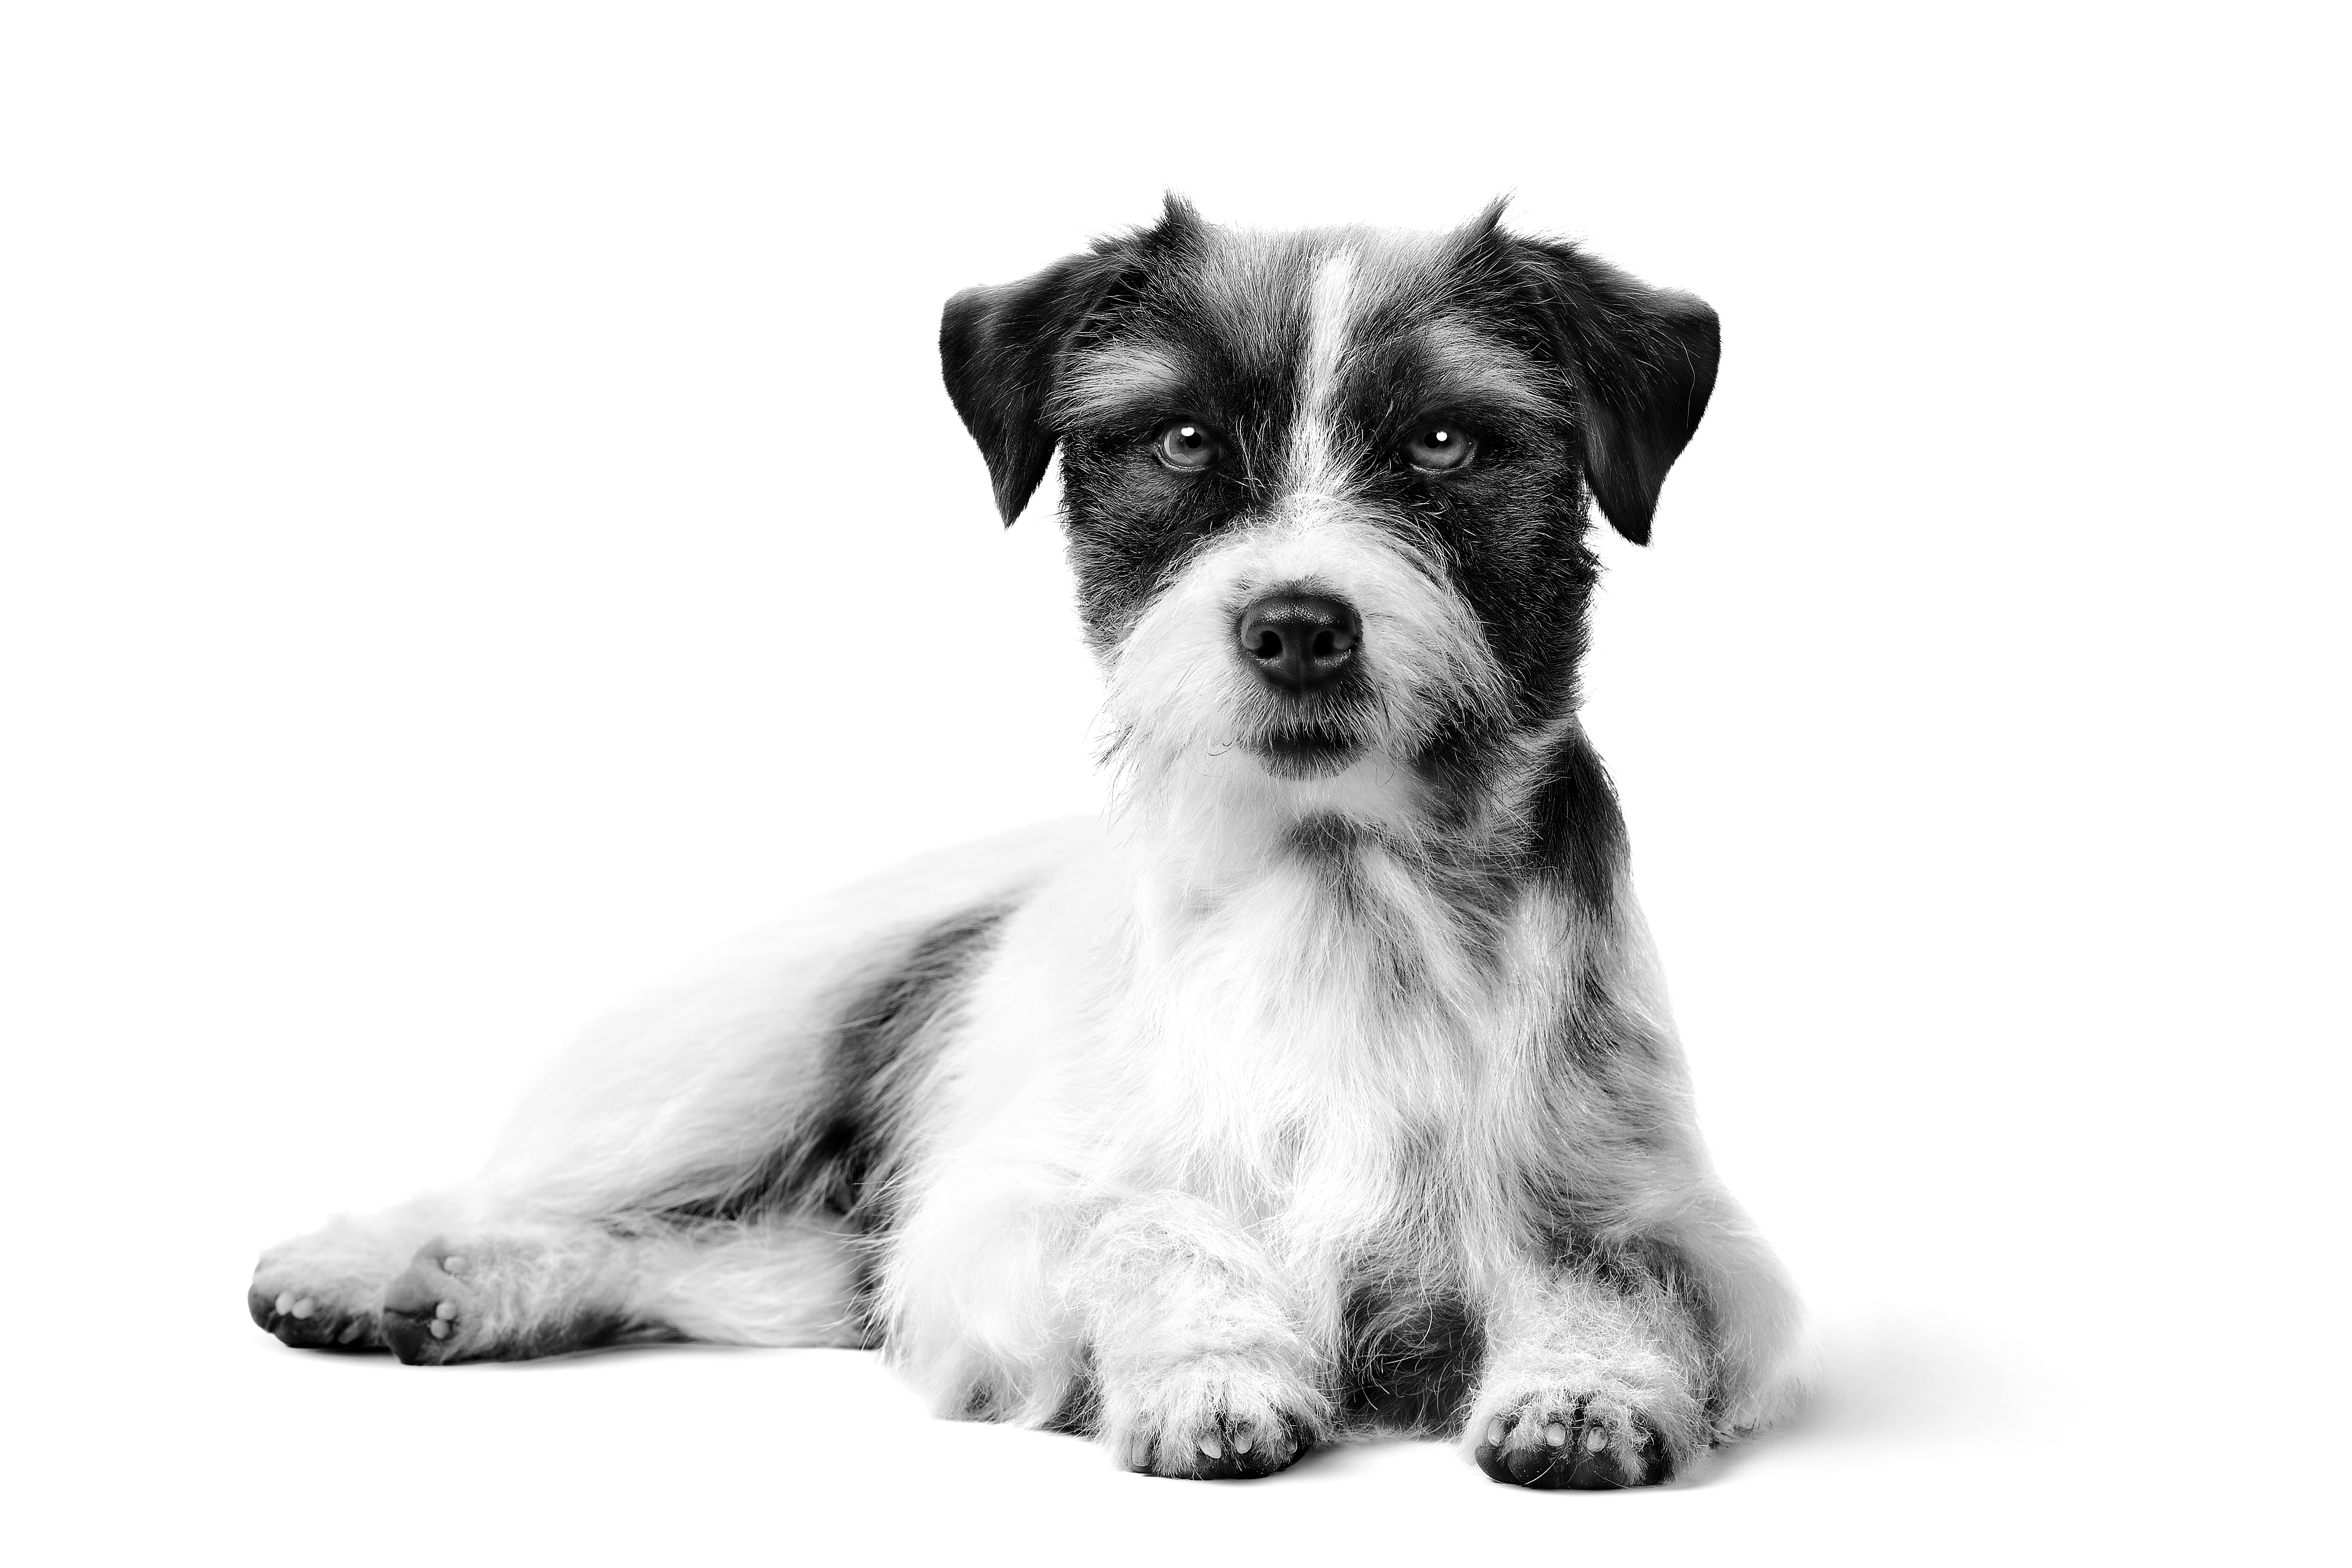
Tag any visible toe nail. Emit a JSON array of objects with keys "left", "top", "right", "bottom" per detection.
[
  {"left": 1486, "top": 1418, "right": 1504, "bottom": 1447},
  {"left": 435, "top": 1301, "right": 457, "bottom": 1320},
  {"left": 1544, "top": 1422, "right": 1567, "bottom": 1447},
  {"left": 429, "top": 1319, "right": 450, "bottom": 1340},
  {"left": 443, "top": 1256, "right": 466, "bottom": 1273},
  {"left": 1585, "top": 1428, "right": 1608, "bottom": 1452},
  {"left": 338, "top": 1321, "right": 363, "bottom": 1344},
  {"left": 274, "top": 1292, "right": 292, "bottom": 1314},
  {"left": 1231, "top": 1429, "right": 1253, "bottom": 1453},
  {"left": 1198, "top": 1435, "right": 1222, "bottom": 1460},
  {"left": 289, "top": 1298, "right": 315, "bottom": 1319}
]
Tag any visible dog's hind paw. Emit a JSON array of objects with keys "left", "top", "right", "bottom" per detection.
[
  {"left": 1470, "top": 1391, "right": 1678, "bottom": 1489},
  {"left": 247, "top": 1279, "right": 379, "bottom": 1351},
  {"left": 381, "top": 1238, "right": 499, "bottom": 1364},
  {"left": 381, "top": 1231, "right": 646, "bottom": 1364},
  {"left": 248, "top": 1217, "right": 418, "bottom": 1351}
]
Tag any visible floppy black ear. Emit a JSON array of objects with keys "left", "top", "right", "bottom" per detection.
[
  {"left": 940, "top": 198, "right": 1198, "bottom": 525},
  {"left": 1499, "top": 234, "right": 1720, "bottom": 546}
]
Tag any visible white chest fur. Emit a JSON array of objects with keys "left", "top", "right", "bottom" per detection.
[{"left": 1094, "top": 839, "right": 1546, "bottom": 1276}]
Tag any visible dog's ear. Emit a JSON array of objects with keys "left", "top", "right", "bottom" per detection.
[
  {"left": 1466, "top": 210, "right": 1720, "bottom": 546},
  {"left": 941, "top": 197, "right": 1200, "bottom": 525}
]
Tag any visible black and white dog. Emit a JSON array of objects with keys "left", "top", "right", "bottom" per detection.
[{"left": 250, "top": 199, "right": 1807, "bottom": 1488}]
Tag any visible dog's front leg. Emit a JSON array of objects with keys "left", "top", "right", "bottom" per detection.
[
  {"left": 1466, "top": 1258, "right": 1709, "bottom": 1489},
  {"left": 1070, "top": 1193, "right": 1331, "bottom": 1480}
]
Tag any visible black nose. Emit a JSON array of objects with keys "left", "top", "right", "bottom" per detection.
[{"left": 1236, "top": 593, "right": 1361, "bottom": 693}]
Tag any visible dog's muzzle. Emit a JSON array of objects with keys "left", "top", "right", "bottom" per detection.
[{"left": 1231, "top": 591, "right": 1369, "bottom": 777}]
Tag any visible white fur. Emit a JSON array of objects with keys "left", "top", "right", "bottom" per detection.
[{"left": 1290, "top": 248, "right": 1359, "bottom": 495}]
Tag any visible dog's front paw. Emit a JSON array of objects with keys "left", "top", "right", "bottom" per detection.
[
  {"left": 1144, "top": 1405, "right": 1311, "bottom": 1482},
  {"left": 1106, "top": 1355, "right": 1324, "bottom": 1480},
  {"left": 1470, "top": 1390, "right": 1678, "bottom": 1489}
]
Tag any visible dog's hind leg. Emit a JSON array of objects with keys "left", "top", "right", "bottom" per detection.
[
  {"left": 253, "top": 1202, "right": 867, "bottom": 1363},
  {"left": 245, "top": 895, "right": 867, "bottom": 1362},
  {"left": 377, "top": 1215, "right": 865, "bottom": 1364},
  {"left": 248, "top": 822, "right": 1082, "bottom": 1359}
]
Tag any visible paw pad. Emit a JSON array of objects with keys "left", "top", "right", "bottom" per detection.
[
  {"left": 1136, "top": 1409, "right": 1310, "bottom": 1481},
  {"left": 381, "top": 1240, "right": 471, "bottom": 1364}
]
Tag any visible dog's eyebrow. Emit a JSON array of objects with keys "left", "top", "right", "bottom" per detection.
[
  {"left": 1403, "top": 320, "right": 1561, "bottom": 418},
  {"left": 1051, "top": 341, "right": 1189, "bottom": 428}
]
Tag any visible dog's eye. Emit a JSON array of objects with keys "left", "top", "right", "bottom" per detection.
[
  {"left": 1155, "top": 421, "right": 1221, "bottom": 472},
  {"left": 1401, "top": 424, "right": 1475, "bottom": 473}
]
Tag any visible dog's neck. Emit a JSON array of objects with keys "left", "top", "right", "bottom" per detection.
[{"left": 1108, "top": 707, "right": 1624, "bottom": 923}]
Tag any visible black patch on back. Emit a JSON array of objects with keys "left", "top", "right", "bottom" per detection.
[
  {"left": 821, "top": 902, "right": 1008, "bottom": 1232},
  {"left": 659, "top": 903, "right": 1008, "bottom": 1242},
  {"left": 1338, "top": 1281, "right": 1485, "bottom": 1436}
]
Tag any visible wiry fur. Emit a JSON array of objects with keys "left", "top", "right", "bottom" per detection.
[{"left": 251, "top": 200, "right": 1807, "bottom": 1488}]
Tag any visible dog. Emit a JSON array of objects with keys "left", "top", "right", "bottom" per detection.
[{"left": 249, "top": 198, "right": 1808, "bottom": 1488}]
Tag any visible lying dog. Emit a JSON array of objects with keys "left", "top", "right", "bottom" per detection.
[{"left": 250, "top": 199, "right": 1807, "bottom": 1488}]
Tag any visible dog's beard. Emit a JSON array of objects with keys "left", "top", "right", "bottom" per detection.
[
  {"left": 1097, "top": 510, "right": 1508, "bottom": 856},
  {"left": 1231, "top": 683, "right": 1376, "bottom": 779}
]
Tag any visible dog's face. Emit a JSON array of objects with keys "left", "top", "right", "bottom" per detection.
[{"left": 942, "top": 202, "right": 1716, "bottom": 830}]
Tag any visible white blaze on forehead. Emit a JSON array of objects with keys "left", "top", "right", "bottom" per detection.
[{"left": 1290, "top": 248, "right": 1362, "bottom": 495}]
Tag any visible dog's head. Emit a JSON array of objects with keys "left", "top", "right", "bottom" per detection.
[{"left": 941, "top": 199, "right": 1716, "bottom": 838}]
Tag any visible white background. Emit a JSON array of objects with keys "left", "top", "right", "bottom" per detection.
[{"left": 3, "top": 2, "right": 2343, "bottom": 1562}]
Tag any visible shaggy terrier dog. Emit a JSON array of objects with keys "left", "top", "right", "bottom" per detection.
[{"left": 250, "top": 199, "right": 1807, "bottom": 1488}]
